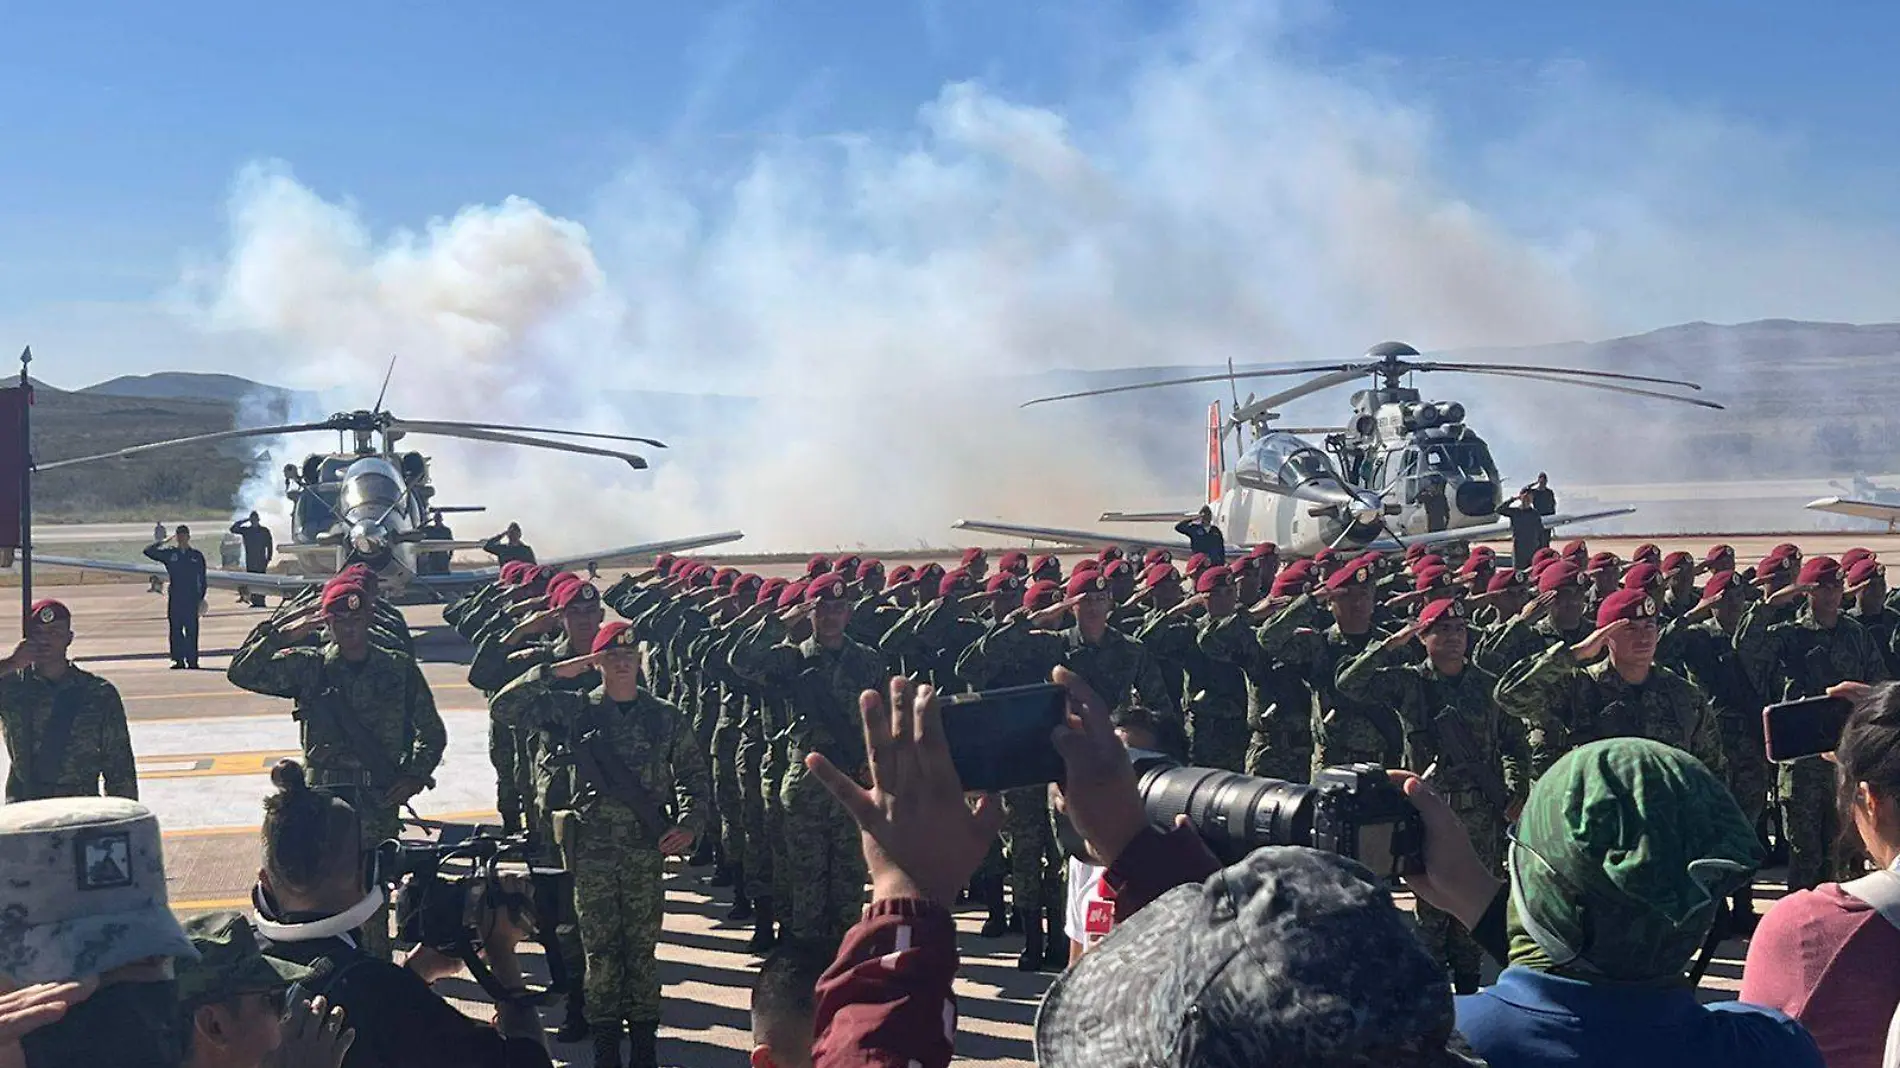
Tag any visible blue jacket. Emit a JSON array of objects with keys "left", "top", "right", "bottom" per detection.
[{"left": 1457, "top": 967, "right": 1822, "bottom": 1068}]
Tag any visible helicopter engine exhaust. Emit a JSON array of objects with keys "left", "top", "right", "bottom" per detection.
[{"left": 1455, "top": 479, "right": 1499, "bottom": 518}]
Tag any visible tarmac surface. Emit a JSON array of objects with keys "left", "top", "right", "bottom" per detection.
[{"left": 7, "top": 530, "right": 1897, "bottom": 1066}]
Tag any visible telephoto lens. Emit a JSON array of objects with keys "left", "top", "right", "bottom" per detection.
[{"left": 1129, "top": 751, "right": 1425, "bottom": 877}]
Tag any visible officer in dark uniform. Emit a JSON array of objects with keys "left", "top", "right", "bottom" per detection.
[
  {"left": 144, "top": 525, "right": 208, "bottom": 669},
  {"left": 1174, "top": 506, "right": 1227, "bottom": 564},
  {"left": 229, "top": 511, "right": 275, "bottom": 607},
  {"left": 483, "top": 522, "right": 537, "bottom": 566},
  {"left": 1497, "top": 488, "right": 1546, "bottom": 570},
  {"left": 419, "top": 509, "right": 454, "bottom": 575}
]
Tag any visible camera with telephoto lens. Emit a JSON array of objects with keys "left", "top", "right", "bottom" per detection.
[
  {"left": 372, "top": 820, "right": 573, "bottom": 1005},
  {"left": 1128, "top": 752, "right": 1426, "bottom": 877}
]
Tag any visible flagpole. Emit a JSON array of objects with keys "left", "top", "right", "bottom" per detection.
[{"left": 19, "top": 346, "right": 30, "bottom": 631}]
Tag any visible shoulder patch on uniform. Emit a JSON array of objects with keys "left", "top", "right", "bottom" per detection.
[{"left": 75, "top": 830, "right": 133, "bottom": 891}]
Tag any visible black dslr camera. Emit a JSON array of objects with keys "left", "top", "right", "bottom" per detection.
[
  {"left": 1129, "top": 753, "right": 1425, "bottom": 877},
  {"left": 373, "top": 819, "right": 573, "bottom": 1005}
]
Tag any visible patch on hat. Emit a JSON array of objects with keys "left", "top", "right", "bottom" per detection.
[
  {"left": 36, "top": 606, "right": 57, "bottom": 624},
  {"left": 75, "top": 830, "right": 133, "bottom": 891}
]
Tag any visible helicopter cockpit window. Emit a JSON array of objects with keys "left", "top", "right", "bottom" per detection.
[
  {"left": 318, "top": 458, "right": 351, "bottom": 484},
  {"left": 342, "top": 471, "right": 402, "bottom": 513},
  {"left": 1278, "top": 447, "right": 1336, "bottom": 487}
]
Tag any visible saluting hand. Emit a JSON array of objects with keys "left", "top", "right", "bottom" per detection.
[
  {"left": 1516, "top": 590, "right": 1557, "bottom": 623},
  {"left": 1569, "top": 618, "right": 1629, "bottom": 660},
  {"left": 550, "top": 653, "right": 598, "bottom": 679},
  {"left": 1767, "top": 582, "right": 1815, "bottom": 607}
]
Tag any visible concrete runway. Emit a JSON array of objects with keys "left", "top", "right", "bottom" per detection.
[{"left": 8, "top": 533, "right": 1890, "bottom": 1066}]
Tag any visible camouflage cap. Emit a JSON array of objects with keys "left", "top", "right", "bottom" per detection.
[
  {"left": 175, "top": 911, "right": 310, "bottom": 1008},
  {"left": 1035, "top": 847, "right": 1482, "bottom": 1068},
  {"left": 0, "top": 797, "right": 198, "bottom": 984}
]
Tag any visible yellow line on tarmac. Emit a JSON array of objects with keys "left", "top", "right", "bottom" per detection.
[
  {"left": 161, "top": 809, "right": 500, "bottom": 840},
  {"left": 136, "top": 750, "right": 302, "bottom": 779},
  {"left": 171, "top": 898, "right": 252, "bottom": 913}
]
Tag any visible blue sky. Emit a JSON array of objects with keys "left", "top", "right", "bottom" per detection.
[{"left": 4, "top": 0, "right": 1897, "bottom": 388}]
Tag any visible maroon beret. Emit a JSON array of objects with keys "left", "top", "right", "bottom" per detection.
[
  {"left": 1537, "top": 562, "right": 1586, "bottom": 594},
  {"left": 805, "top": 574, "right": 849, "bottom": 604},
  {"left": 1417, "top": 598, "right": 1467, "bottom": 629},
  {"left": 998, "top": 551, "right": 1029, "bottom": 575},
  {"left": 1798, "top": 556, "right": 1841, "bottom": 587},
  {"left": 551, "top": 579, "right": 599, "bottom": 611},
  {"left": 1066, "top": 571, "right": 1110, "bottom": 598},
  {"left": 985, "top": 573, "right": 1024, "bottom": 595},
  {"left": 1194, "top": 565, "right": 1235, "bottom": 594},
  {"left": 1596, "top": 588, "right": 1659, "bottom": 627},
  {"left": 939, "top": 569, "right": 976, "bottom": 599},
  {"left": 777, "top": 580, "right": 808, "bottom": 610},
  {"left": 1621, "top": 563, "right": 1662, "bottom": 591},
  {"left": 591, "top": 621, "right": 638, "bottom": 654},
  {"left": 321, "top": 582, "right": 368, "bottom": 616},
  {"left": 1141, "top": 563, "right": 1182, "bottom": 591},
  {"left": 29, "top": 599, "right": 70, "bottom": 626},
  {"left": 1024, "top": 579, "right": 1063, "bottom": 612}
]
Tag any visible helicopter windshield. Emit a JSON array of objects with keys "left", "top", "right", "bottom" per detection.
[
  {"left": 1237, "top": 436, "right": 1341, "bottom": 491},
  {"left": 340, "top": 459, "right": 405, "bottom": 516}
]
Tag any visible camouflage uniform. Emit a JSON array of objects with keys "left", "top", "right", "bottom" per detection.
[
  {"left": 462, "top": 593, "right": 535, "bottom": 832},
  {"left": 1850, "top": 602, "right": 1900, "bottom": 679},
  {"left": 1495, "top": 645, "right": 1725, "bottom": 783},
  {"left": 1137, "top": 610, "right": 1250, "bottom": 771},
  {"left": 1232, "top": 593, "right": 1404, "bottom": 775},
  {"left": 1471, "top": 612, "right": 1590, "bottom": 678},
  {"left": 227, "top": 619, "right": 445, "bottom": 957},
  {"left": 729, "top": 617, "right": 884, "bottom": 947},
  {"left": 694, "top": 619, "right": 753, "bottom": 887},
  {"left": 879, "top": 599, "right": 986, "bottom": 692},
  {"left": 956, "top": 616, "right": 1064, "bottom": 914},
  {"left": 1660, "top": 616, "right": 1770, "bottom": 832},
  {"left": 0, "top": 665, "right": 138, "bottom": 803},
  {"left": 1335, "top": 641, "right": 1525, "bottom": 991},
  {"left": 847, "top": 594, "right": 905, "bottom": 654},
  {"left": 1736, "top": 603, "right": 1889, "bottom": 890},
  {"left": 1196, "top": 608, "right": 1318, "bottom": 781},
  {"left": 492, "top": 668, "right": 711, "bottom": 1029}
]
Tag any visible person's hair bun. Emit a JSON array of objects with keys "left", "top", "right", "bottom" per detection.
[{"left": 270, "top": 759, "right": 308, "bottom": 793}]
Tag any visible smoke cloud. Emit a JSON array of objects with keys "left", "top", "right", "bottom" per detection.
[{"left": 180, "top": 0, "right": 1900, "bottom": 551}]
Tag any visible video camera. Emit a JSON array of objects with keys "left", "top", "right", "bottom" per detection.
[
  {"left": 372, "top": 818, "right": 573, "bottom": 1006},
  {"left": 1125, "top": 753, "right": 1425, "bottom": 877}
]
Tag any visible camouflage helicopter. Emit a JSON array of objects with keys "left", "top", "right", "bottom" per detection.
[
  {"left": 35, "top": 389, "right": 741, "bottom": 601},
  {"left": 957, "top": 341, "right": 1723, "bottom": 556}
]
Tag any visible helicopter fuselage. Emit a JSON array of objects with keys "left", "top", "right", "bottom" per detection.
[{"left": 285, "top": 452, "right": 440, "bottom": 588}]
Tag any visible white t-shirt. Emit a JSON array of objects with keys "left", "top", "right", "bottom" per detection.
[{"left": 1065, "top": 858, "right": 1115, "bottom": 949}]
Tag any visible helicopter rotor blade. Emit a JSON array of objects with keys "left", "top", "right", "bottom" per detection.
[
  {"left": 1021, "top": 363, "right": 1360, "bottom": 408},
  {"left": 1437, "top": 367, "right": 1725, "bottom": 409},
  {"left": 400, "top": 419, "right": 667, "bottom": 449},
  {"left": 386, "top": 422, "right": 650, "bottom": 468},
  {"left": 35, "top": 420, "right": 347, "bottom": 472},
  {"left": 1234, "top": 368, "right": 1371, "bottom": 424},
  {"left": 1420, "top": 361, "right": 1705, "bottom": 391}
]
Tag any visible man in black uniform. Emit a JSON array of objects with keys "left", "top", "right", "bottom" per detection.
[
  {"left": 1497, "top": 488, "right": 1546, "bottom": 571},
  {"left": 145, "top": 525, "right": 207, "bottom": 669},
  {"left": 230, "top": 511, "right": 275, "bottom": 608},
  {"left": 1174, "top": 505, "right": 1226, "bottom": 564},
  {"left": 483, "top": 522, "right": 537, "bottom": 566},
  {"left": 419, "top": 509, "right": 454, "bottom": 575},
  {"left": 1528, "top": 472, "right": 1557, "bottom": 535}
]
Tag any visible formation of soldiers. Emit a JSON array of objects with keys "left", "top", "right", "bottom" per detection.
[{"left": 6, "top": 529, "right": 1900, "bottom": 1062}]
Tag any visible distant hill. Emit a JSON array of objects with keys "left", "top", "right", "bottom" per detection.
[{"left": 81, "top": 371, "right": 299, "bottom": 406}]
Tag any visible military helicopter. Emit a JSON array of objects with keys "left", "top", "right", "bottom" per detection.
[
  {"left": 956, "top": 341, "right": 1723, "bottom": 557},
  {"left": 34, "top": 384, "right": 743, "bottom": 601}
]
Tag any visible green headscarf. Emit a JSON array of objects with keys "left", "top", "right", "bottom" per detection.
[{"left": 1506, "top": 737, "right": 1762, "bottom": 985}]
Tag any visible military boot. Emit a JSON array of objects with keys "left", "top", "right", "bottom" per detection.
[
  {"left": 626, "top": 1021, "right": 659, "bottom": 1068},
  {"left": 591, "top": 1022, "right": 624, "bottom": 1068},
  {"left": 1042, "top": 902, "right": 1068, "bottom": 969},
  {"left": 687, "top": 836, "right": 717, "bottom": 868},
  {"left": 747, "top": 895, "right": 778, "bottom": 952},
  {"left": 1014, "top": 909, "right": 1043, "bottom": 972},
  {"left": 554, "top": 989, "right": 589, "bottom": 1043},
  {"left": 726, "top": 870, "right": 753, "bottom": 920},
  {"left": 978, "top": 876, "right": 1009, "bottom": 938}
]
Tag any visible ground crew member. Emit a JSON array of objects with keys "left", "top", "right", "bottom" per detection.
[
  {"left": 1497, "top": 588, "right": 1725, "bottom": 781},
  {"left": 145, "top": 524, "right": 208, "bottom": 669},
  {"left": 1736, "top": 555, "right": 1889, "bottom": 890},
  {"left": 492, "top": 621, "right": 710, "bottom": 1068},
  {"left": 482, "top": 522, "right": 537, "bottom": 566},
  {"left": 1175, "top": 505, "right": 1227, "bottom": 564},
  {"left": 230, "top": 511, "right": 275, "bottom": 607},
  {"left": 226, "top": 580, "right": 445, "bottom": 959},
  {"left": 0, "top": 600, "right": 137, "bottom": 802},
  {"left": 1337, "top": 597, "right": 1525, "bottom": 993},
  {"left": 728, "top": 573, "right": 885, "bottom": 950}
]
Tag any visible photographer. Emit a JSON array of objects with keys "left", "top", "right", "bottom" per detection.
[
  {"left": 249, "top": 761, "right": 552, "bottom": 1068},
  {"left": 1742, "top": 681, "right": 1900, "bottom": 1068}
]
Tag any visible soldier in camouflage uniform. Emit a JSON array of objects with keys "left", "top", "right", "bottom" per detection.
[
  {"left": 749, "top": 578, "right": 808, "bottom": 944},
  {"left": 1336, "top": 597, "right": 1526, "bottom": 994},
  {"left": 729, "top": 573, "right": 885, "bottom": 950},
  {"left": 1473, "top": 561, "right": 1594, "bottom": 676},
  {"left": 1736, "top": 555, "right": 1889, "bottom": 891},
  {"left": 0, "top": 600, "right": 138, "bottom": 803},
  {"left": 848, "top": 562, "right": 909, "bottom": 648},
  {"left": 455, "top": 560, "right": 551, "bottom": 833},
  {"left": 879, "top": 568, "right": 988, "bottom": 689},
  {"left": 492, "top": 621, "right": 710, "bottom": 1068},
  {"left": 1845, "top": 557, "right": 1900, "bottom": 678},
  {"left": 1200, "top": 562, "right": 1328, "bottom": 781},
  {"left": 725, "top": 577, "right": 788, "bottom": 950},
  {"left": 1496, "top": 588, "right": 1725, "bottom": 783},
  {"left": 227, "top": 580, "right": 444, "bottom": 960},
  {"left": 1139, "top": 566, "right": 1251, "bottom": 771},
  {"left": 695, "top": 573, "right": 766, "bottom": 921},
  {"left": 1225, "top": 557, "right": 1404, "bottom": 776}
]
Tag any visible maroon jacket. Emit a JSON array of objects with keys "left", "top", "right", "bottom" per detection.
[{"left": 811, "top": 826, "right": 1220, "bottom": 1068}]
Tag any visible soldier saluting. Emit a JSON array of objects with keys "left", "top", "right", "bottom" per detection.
[
  {"left": 0, "top": 600, "right": 137, "bottom": 802},
  {"left": 227, "top": 579, "right": 445, "bottom": 956},
  {"left": 145, "top": 524, "right": 208, "bottom": 669},
  {"left": 493, "top": 621, "right": 709, "bottom": 1068}
]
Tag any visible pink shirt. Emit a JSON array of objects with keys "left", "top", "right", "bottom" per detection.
[{"left": 1741, "top": 883, "right": 1900, "bottom": 1068}]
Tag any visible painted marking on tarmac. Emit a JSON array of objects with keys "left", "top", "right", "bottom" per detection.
[{"left": 137, "top": 750, "right": 301, "bottom": 779}]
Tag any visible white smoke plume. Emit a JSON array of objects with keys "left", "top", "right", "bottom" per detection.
[{"left": 180, "top": 1, "right": 1900, "bottom": 552}]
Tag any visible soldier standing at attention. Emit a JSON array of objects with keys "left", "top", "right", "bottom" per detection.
[
  {"left": 729, "top": 573, "right": 885, "bottom": 950},
  {"left": 492, "top": 622, "right": 708, "bottom": 1068},
  {"left": 1844, "top": 558, "right": 1900, "bottom": 678},
  {"left": 227, "top": 580, "right": 445, "bottom": 958},
  {"left": 1174, "top": 505, "right": 1227, "bottom": 565},
  {"left": 1737, "top": 556, "right": 1889, "bottom": 891},
  {"left": 1496, "top": 588, "right": 1725, "bottom": 780},
  {"left": 1336, "top": 597, "right": 1526, "bottom": 994},
  {"left": 145, "top": 524, "right": 208, "bottom": 669},
  {"left": 229, "top": 511, "right": 275, "bottom": 607},
  {"left": 1137, "top": 565, "right": 1251, "bottom": 772},
  {"left": 482, "top": 522, "right": 537, "bottom": 566},
  {"left": 0, "top": 600, "right": 137, "bottom": 802}
]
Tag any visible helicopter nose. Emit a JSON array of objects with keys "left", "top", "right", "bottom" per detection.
[
  {"left": 1455, "top": 479, "right": 1499, "bottom": 518},
  {"left": 350, "top": 521, "right": 387, "bottom": 557}
]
